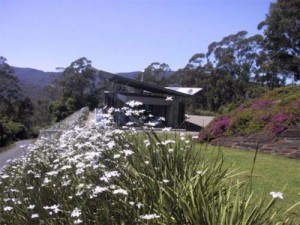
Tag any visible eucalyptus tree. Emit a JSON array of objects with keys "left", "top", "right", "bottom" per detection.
[
  {"left": 56, "top": 57, "right": 98, "bottom": 108},
  {"left": 0, "top": 57, "right": 34, "bottom": 146},
  {"left": 138, "top": 62, "right": 171, "bottom": 86},
  {"left": 50, "top": 57, "right": 105, "bottom": 122},
  {"left": 205, "top": 31, "right": 265, "bottom": 104},
  {"left": 174, "top": 32, "right": 265, "bottom": 112},
  {"left": 0, "top": 57, "right": 20, "bottom": 104},
  {"left": 206, "top": 31, "right": 264, "bottom": 83},
  {"left": 258, "top": 0, "right": 300, "bottom": 85}
]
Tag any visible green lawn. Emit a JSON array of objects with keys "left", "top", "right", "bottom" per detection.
[{"left": 197, "top": 143, "right": 300, "bottom": 220}]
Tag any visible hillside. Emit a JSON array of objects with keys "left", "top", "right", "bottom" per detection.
[
  {"left": 12, "top": 67, "right": 60, "bottom": 87},
  {"left": 12, "top": 66, "right": 147, "bottom": 102},
  {"left": 198, "top": 86, "right": 300, "bottom": 159},
  {"left": 12, "top": 66, "right": 60, "bottom": 102},
  {"left": 13, "top": 67, "right": 145, "bottom": 88},
  {"left": 117, "top": 71, "right": 140, "bottom": 79}
]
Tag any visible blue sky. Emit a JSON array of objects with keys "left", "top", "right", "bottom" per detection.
[{"left": 0, "top": 0, "right": 273, "bottom": 73}]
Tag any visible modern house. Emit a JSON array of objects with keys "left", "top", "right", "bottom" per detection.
[{"left": 98, "top": 71, "right": 202, "bottom": 128}]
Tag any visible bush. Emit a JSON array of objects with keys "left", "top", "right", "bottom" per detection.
[
  {"left": 49, "top": 97, "right": 76, "bottom": 122},
  {"left": 0, "top": 120, "right": 28, "bottom": 146},
  {"left": 199, "top": 115, "right": 231, "bottom": 141},
  {"left": 199, "top": 86, "right": 300, "bottom": 140}
]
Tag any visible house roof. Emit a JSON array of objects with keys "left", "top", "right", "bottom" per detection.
[
  {"left": 186, "top": 115, "right": 214, "bottom": 127},
  {"left": 98, "top": 70, "right": 188, "bottom": 96},
  {"left": 165, "top": 87, "right": 202, "bottom": 95}
]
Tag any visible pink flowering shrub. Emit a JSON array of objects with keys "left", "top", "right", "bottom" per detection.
[
  {"left": 251, "top": 99, "right": 273, "bottom": 110},
  {"left": 198, "top": 116, "right": 231, "bottom": 142},
  {"left": 292, "top": 100, "right": 300, "bottom": 109},
  {"left": 198, "top": 86, "right": 300, "bottom": 141},
  {"left": 259, "top": 114, "right": 271, "bottom": 122},
  {"left": 268, "top": 113, "right": 288, "bottom": 134},
  {"left": 266, "top": 111, "right": 299, "bottom": 134}
]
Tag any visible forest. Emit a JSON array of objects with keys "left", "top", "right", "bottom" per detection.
[{"left": 0, "top": 0, "right": 299, "bottom": 147}]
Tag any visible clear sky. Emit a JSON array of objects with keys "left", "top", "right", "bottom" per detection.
[{"left": 0, "top": 0, "right": 274, "bottom": 73}]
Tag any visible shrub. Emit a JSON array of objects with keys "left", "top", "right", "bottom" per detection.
[
  {"left": 199, "top": 115, "right": 231, "bottom": 142},
  {"left": 48, "top": 97, "right": 76, "bottom": 122},
  {"left": 199, "top": 86, "right": 300, "bottom": 139},
  {"left": 250, "top": 99, "right": 273, "bottom": 110},
  {"left": 265, "top": 112, "right": 298, "bottom": 134},
  {"left": 0, "top": 120, "right": 28, "bottom": 146}
]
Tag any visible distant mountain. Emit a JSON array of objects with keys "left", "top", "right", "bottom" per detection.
[
  {"left": 12, "top": 67, "right": 143, "bottom": 103},
  {"left": 12, "top": 67, "right": 60, "bottom": 87},
  {"left": 12, "top": 66, "right": 60, "bottom": 103},
  {"left": 117, "top": 71, "right": 175, "bottom": 80},
  {"left": 117, "top": 71, "right": 140, "bottom": 79},
  {"left": 13, "top": 67, "right": 141, "bottom": 87}
]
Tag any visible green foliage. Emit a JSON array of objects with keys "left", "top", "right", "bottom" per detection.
[
  {"left": 218, "top": 102, "right": 240, "bottom": 115},
  {"left": 0, "top": 57, "right": 35, "bottom": 146},
  {"left": 258, "top": 0, "right": 300, "bottom": 81},
  {"left": 137, "top": 62, "right": 171, "bottom": 86},
  {"left": 168, "top": 0, "right": 299, "bottom": 112},
  {"left": 189, "top": 108, "right": 218, "bottom": 117},
  {"left": 48, "top": 97, "right": 76, "bottom": 122},
  {"left": 199, "top": 86, "right": 300, "bottom": 141},
  {"left": 50, "top": 57, "right": 108, "bottom": 123},
  {"left": 230, "top": 109, "right": 257, "bottom": 135},
  {"left": 0, "top": 120, "right": 27, "bottom": 146},
  {"left": 0, "top": 57, "right": 20, "bottom": 101},
  {"left": 168, "top": 31, "right": 268, "bottom": 112},
  {"left": 199, "top": 144, "right": 300, "bottom": 223}
]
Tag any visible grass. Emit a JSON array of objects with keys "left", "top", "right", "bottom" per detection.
[{"left": 193, "top": 142, "right": 300, "bottom": 221}]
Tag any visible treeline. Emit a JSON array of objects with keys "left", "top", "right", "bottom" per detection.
[
  {"left": 0, "top": 0, "right": 299, "bottom": 146},
  {"left": 139, "top": 0, "right": 300, "bottom": 113},
  {"left": 0, "top": 57, "right": 35, "bottom": 147},
  {"left": 0, "top": 57, "right": 107, "bottom": 147}
]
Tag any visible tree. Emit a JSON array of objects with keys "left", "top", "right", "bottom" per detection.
[
  {"left": 173, "top": 32, "right": 265, "bottom": 112},
  {"left": 0, "top": 57, "right": 35, "bottom": 146},
  {"left": 206, "top": 31, "right": 263, "bottom": 83},
  {"left": 258, "top": 0, "right": 300, "bottom": 82},
  {"left": 50, "top": 57, "right": 106, "bottom": 121},
  {"left": 0, "top": 57, "right": 20, "bottom": 103},
  {"left": 137, "top": 62, "right": 171, "bottom": 86},
  {"left": 0, "top": 57, "right": 20, "bottom": 119},
  {"left": 205, "top": 31, "right": 265, "bottom": 104},
  {"left": 53, "top": 57, "right": 101, "bottom": 109}
]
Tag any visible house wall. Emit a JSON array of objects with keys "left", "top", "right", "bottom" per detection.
[{"left": 104, "top": 92, "right": 186, "bottom": 128}]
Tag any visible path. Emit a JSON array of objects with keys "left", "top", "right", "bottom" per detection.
[{"left": 0, "top": 139, "right": 35, "bottom": 171}]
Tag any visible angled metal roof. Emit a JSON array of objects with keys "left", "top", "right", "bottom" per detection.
[
  {"left": 186, "top": 115, "right": 214, "bottom": 127},
  {"left": 98, "top": 70, "right": 188, "bottom": 96},
  {"left": 165, "top": 87, "right": 202, "bottom": 95}
]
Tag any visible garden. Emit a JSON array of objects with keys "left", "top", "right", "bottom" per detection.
[{"left": 0, "top": 102, "right": 299, "bottom": 224}]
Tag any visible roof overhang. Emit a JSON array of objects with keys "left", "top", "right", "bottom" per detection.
[
  {"left": 165, "top": 87, "right": 202, "bottom": 95},
  {"left": 98, "top": 70, "right": 188, "bottom": 96}
]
